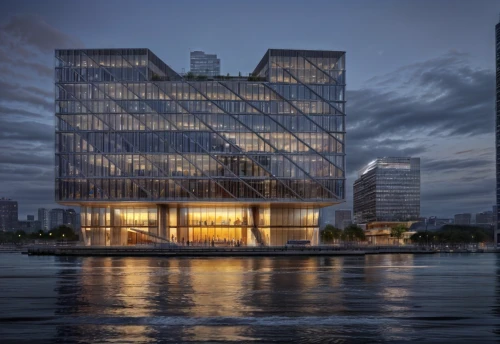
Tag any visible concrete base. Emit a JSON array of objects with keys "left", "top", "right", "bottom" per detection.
[{"left": 25, "top": 245, "right": 438, "bottom": 257}]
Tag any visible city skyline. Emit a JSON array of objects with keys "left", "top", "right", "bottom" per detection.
[{"left": 0, "top": 0, "right": 499, "bottom": 219}]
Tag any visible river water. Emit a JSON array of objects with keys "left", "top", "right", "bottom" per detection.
[{"left": 0, "top": 253, "right": 499, "bottom": 343}]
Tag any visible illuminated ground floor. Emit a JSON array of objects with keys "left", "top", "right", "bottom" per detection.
[{"left": 78, "top": 204, "right": 322, "bottom": 246}]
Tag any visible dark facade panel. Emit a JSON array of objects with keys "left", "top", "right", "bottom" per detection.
[{"left": 496, "top": 22, "right": 500, "bottom": 244}]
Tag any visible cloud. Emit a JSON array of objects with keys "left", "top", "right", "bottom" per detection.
[
  {"left": 325, "top": 50, "right": 495, "bottom": 221},
  {"left": 421, "top": 158, "right": 492, "bottom": 172},
  {"left": 0, "top": 15, "right": 81, "bottom": 217},
  {"left": 0, "top": 80, "right": 53, "bottom": 112},
  {"left": 0, "top": 14, "right": 81, "bottom": 53},
  {"left": 0, "top": 105, "right": 46, "bottom": 119},
  {"left": 348, "top": 51, "right": 494, "bottom": 146}
]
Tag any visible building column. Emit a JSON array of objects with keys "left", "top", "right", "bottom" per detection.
[
  {"left": 249, "top": 206, "right": 260, "bottom": 246},
  {"left": 158, "top": 205, "right": 168, "bottom": 243},
  {"left": 80, "top": 208, "right": 89, "bottom": 246}
]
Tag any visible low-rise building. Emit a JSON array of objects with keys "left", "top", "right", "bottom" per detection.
[
  {"left": 364, "top": 221, "right": 417, "bottom": 245},
  {"left": 476, "top": 211, "right": 493, "bottom": 225},
  {"left": 17, "top": 220, "right": 41, "bottom": 233},
  {"left": 454, "top": 213, "right": 472, "bottom": 225}
]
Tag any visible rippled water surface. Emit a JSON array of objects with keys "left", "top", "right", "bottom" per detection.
[{"left": 1, "top": 253, "right": 499, "bottom": 343}]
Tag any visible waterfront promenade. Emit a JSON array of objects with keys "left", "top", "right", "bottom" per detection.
[{"left": 24, "top": 244, "right": 442, "bottom": 257}]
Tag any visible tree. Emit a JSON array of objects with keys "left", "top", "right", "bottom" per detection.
[
  {"left": 28, "top": 230, "right": 47, "bottom": 239},
  {"left": 186, "top": 71, "right": 195, "bottom": 80},
  {"left": 321, "top": 224, "right": 342, "bottom": 244},
  {"left": 50, "top": 225, "right": 78, "bottom": 240},
  {"left": 410, "top": 226, "right": 491, "bottom": 245},
  {"left": 391, "top": 224, "right": 407, "bottom": 244},
  {"left": 342, "top": 224, "right": 365, "bottom": 242}
]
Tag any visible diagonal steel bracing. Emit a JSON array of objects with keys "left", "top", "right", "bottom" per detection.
[
  {"left": 84, "top": 52, "right": 264, "bottom": 201},
  {"left": 211, "top": 81, "right": 341, "bottom": 200},
  {"left": 78, "top": 53, "right": 244, "bottom": 200},
  {"left": 56, "top": 96, "right": 196, "bottom": 200},
  {"left": 219, "top": 81, "right": 345, "bottom": 177},
  {"left": 115, "top": 54, "right": 269, "bottom": 201},
  {"left": 178, "top": 81, "right": 319, "bottom": 200},
  {"left": 259, "top": 82, "right": 345, "bottom": 174},
  {"left": 56, "top": 79, "right": 198, "bottom": 200}
]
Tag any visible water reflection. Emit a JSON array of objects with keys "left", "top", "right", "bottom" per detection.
[{"left": 1, "top": 253, "right": 499, "bottom": 343}]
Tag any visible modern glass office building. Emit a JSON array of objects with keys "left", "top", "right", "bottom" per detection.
[
  {"left": 55, "top": 48, "right": 346, "bottom": 246},
  {"left": 495, "top": 20, "right": 500, "bottom": 244},
  {"left": 353, "top": 157, "right": 420, "bottom": 224},
  {"left": 190, "top": 51, "right": 221, "bottom": 77}
]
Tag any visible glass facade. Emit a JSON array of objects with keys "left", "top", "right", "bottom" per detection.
[
  {"left": 496, "top": 22, "right": 500, "bottom": 244},
  {"left": 190, "top": 51, "right": 221, "bottom": 77},
  {"left": 55, "top": 48, "right": 345, "bottom": 246},
  {"left": 353, "top": 157, "right": 420, "bottom": 223}
]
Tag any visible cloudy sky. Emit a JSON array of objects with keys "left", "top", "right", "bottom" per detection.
[{"left": 0, "top": 0, "right": 499, "bottom": 219}]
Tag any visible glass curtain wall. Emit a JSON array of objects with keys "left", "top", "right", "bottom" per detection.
[
  {"left": 354, "top": 158, "right": 420, "bottom": 223},
  {"left": 55, "top": 48, "right": 345, "bottom": 203},
  {"left": 56, "top": 48, "right": 344, "bottom": 247},
  {"left": 81, "top": 206, "right": 157, "bottom": 246}
]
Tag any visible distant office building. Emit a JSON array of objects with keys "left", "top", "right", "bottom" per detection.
[
  {"left": 64, "top": 209, "right": 79, "bottom": 229},
  {"left": 494, "top": 206, "right": 498, "bottom": 229},
  {"left": 495, "top": 14, "right": 500, "bottom": 243},
  {"left": 0, "top": 198, "right": 18, "bottom": 231},
  {"left": 49, "top": 208, "right": 65, "bottom": 230},
  {"left": 19, "top": 214, "right": 40, "bottom": 233},
  {"left": 436, "top": 218, "right": 453, "bottom": 226},
  {"left": 38, "top": 208, "right": 49, "bottom": 231},
  {"left": 18, "top": 220, "right": 40, "bottom": 233},
  {"left": 454, "top": 213, "right": 472, "bottom": 225},
  {"left": 335, "top": 210, "right": 352, "bottom": 229},
  {"left": 476, "top": 211, "right": 493, "bottom": 225},
  {"left": 319, "top": 207, "right": 334, "bottom": 228},
  {"left": 38, "top": 208, "right": 50, "bottom": 231},
  {"left": 190, "top": 50, "right": 221, "bottom": 77},
  {"left": 354, "top": 157, "right": 420, "bottom": 223}
]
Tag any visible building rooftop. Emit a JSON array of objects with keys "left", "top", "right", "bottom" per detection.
[{"left": 56, "top": 48, "right": 345, "bottom": 81}]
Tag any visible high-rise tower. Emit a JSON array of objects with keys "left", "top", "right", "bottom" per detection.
[{"left": 495, "top": 19, "right": 500, "bottom": 244}]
